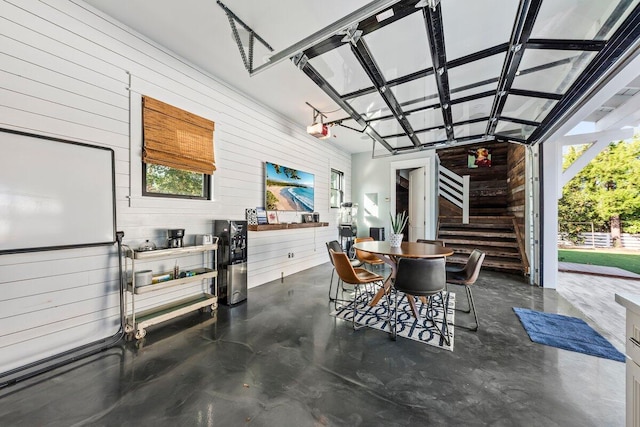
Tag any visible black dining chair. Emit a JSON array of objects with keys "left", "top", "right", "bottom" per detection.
[
  {"left": 392, "top": 257, "right": 450, "bottom": 345},
  {"left": 446, "top": 249, "right": 485, "bottom": 331}
]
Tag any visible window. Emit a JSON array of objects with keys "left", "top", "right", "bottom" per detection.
[
  {"left": 142, "top": 96, "right": 215, "bottom": 200},
  {"left": 143, "top": 163, "right": 210, "bottom": 199},
  {"left": 330, "top": 169, "right": 344, "bottom": 208}
]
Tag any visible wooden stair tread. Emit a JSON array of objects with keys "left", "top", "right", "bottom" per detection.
[
  {"left": 438, "top": 214, "right": 526, "bottom": 275},
  {"left": 439, "top": 230, "right": 516, "bottom": 239},
  {"left": 439, "top": 222, "right": 515, "bottom": 230},
  {"left": 441, "top": 238, "right": 519, "bottom": 248}
]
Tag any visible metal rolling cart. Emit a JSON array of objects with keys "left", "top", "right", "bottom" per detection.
[{"left": 123, "top": 238, "right": 218, "bottom": 340}]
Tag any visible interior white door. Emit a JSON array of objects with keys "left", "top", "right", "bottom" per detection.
[{"left": 409, "top": 167, "right": 426, "bottom": 241}]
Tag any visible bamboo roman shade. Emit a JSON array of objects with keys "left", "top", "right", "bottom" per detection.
[{"left": 142, "top": 96, "right": 216, "bottom": 174}]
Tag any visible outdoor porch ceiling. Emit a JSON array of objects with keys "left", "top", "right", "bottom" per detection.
[{"left": 225, "top": 0, "right": 640, "bottom": 155}]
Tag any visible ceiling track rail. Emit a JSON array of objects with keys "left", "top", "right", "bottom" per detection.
[
  {"left": 217, "top": 1, "right": 274, "bottom": 74},
  {"left": 350, "top": 38, "right": 421, "bottom": 147},
  {"left": 486, "top": 0, "right": 544, "bottom": 137},
  {"left": 421, "top": 2, "right": 454, "bottom": 141}
]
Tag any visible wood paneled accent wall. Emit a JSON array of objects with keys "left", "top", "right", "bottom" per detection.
[
  {"left": 437, "top": 141, "right": 509, "bottom": 216},
  {"left": 507, "top": 143, "right": 526, "bottom": 231}
]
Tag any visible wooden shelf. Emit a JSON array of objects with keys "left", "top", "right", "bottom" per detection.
[
  {"left": 130, "top": 243, "right": 218, "bottom": 260},
  {"left": 248, "top": 222, "right": 329, "bottom": 231},
  {"left": 128, "top": 270, "right": 217, "bottom": 294}
]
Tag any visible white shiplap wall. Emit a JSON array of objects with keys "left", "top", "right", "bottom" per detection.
[{"left": 0, "top": 0, "right": 350, "bottom": 375}]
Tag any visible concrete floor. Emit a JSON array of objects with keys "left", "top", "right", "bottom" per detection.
[{"left": 0, "top": 263, "right": 625, "bottom": 426}]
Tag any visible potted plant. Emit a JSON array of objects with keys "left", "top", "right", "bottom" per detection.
[{"left": 389, "top": 211, "right": 408, "bottom": 247}]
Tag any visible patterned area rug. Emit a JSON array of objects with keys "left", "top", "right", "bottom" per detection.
[{"left": 331, "top": 289, "right": 455, "bottom": 351}]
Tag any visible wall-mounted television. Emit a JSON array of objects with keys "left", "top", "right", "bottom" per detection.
[{"left": 265, "top": 162, "right": 314, "bottom": 212}]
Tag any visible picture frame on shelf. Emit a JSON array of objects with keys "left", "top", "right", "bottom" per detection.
[
  {"left": 266, "top": 210, "right": 279, "bottom": 224},
  {"left": 256, "top": 208, "right": 268, "bottom": 225}
]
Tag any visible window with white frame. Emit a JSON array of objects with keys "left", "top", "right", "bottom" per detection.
[{"left": 330, "top": 169, "right": 344, "bottom": 208}]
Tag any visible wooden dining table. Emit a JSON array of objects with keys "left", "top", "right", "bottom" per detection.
[{"left": 352, "top": 240, "right": 454, "bottom": 317}]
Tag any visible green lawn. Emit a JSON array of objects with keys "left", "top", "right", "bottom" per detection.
[{"left": 558, "top": 249, "right": 640, "bottom": 275}]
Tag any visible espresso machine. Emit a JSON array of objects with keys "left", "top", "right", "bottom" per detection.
[
  {"left": 167, "top": 229, "right": 184, "bottom": 248},
  {"left": 214, "top": 220, "right": 247, "bottom": 305}
]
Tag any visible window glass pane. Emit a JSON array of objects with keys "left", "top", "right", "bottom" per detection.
[
  {"left": 448, "top": 52, "right": 505, "bottom": 93},
  {"left": 502, "top": 95, "right": 558, "bottom": 123},
  {"left": 330, "top": 169, "right": 343, "bottom": 208},
  {"left": 442, "top": 0, "right": 519, "bottom": 60},
  {"left": 455, "top": 121, "right": 489, "bottom": 139},
  {"left": 364, "top": 11, "right": 432, "bottom": 80},
  {"left": 417, "top": 128, "right": 447, "bottom": 145},
  {"left": 382, "top": 135, "right": 415, "bottom": 149},
  {"left": 347, "top": 91, "right": 390, "bottom": 120},
  {"left": 407, "top": 108, "right": 444, "bottom": 130},
  {"left": 531, "top": 0, "right": 640, "bottom": 40},
  {"left": 370, "top": 117, "right": 404, "bottom": 137},
  {"left": 330, "top": 189, "right": 342, "bottom": 208},
  {"left": 389, "top": 77, "right": 439, "bottom": 109},
  {"left": 308, "top": 44, "right": 372, "bottom": 95},
  {"left": 495, "top": 120, "right": 537, "bottom": 139},
  {"left": 451, "top": 95, "right": 494, "bottom": 123},
  {"left": 145, "top": 164, "right": 207, "bottom": 198},
  {"left": 514, "top": 50, "right": 597, "bottom": 95},
  {"left": 451, "top": 82, "right": 498, "bottom": 102}
]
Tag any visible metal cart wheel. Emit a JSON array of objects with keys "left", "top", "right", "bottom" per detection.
[
  {"left": 124, "top": 324, "right": 134, "bottom": 334},
  {"left": 135, "top": 329, "right": 147, "bottom": 340}
]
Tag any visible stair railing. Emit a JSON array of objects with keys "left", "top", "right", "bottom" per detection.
[{"left": 438, "top": 165, "right": 470, "bottom": 224}]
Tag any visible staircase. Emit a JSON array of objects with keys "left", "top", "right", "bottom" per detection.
[{"left": 438, "top": 215, "right": 529, "bottom": 275}]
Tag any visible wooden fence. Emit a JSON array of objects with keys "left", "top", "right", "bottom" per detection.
[{"left": 558, "top": 232, "right": 640, "bottom": 249}]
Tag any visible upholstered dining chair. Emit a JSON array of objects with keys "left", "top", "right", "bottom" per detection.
[
  {"left": 446, "top": 249, "right": 486, "bottom": 331},
  {"left": 354, "top": 237, "right": 385, "bottom": 270},
  {"left": 326, "top": 240, "right": 362, "bottom": 303},
  {"left": 416, "top": 239, "right": 446, "bottom": 247},
  {"left": 330, "top": 249, "right": 386, "bottom": 330},
  {"left": 392, "top": 257, "right": 450, "bottom": 344}
]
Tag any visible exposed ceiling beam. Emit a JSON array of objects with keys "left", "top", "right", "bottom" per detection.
[
  {"left": 560, "top": 128, "right": 634, "bottom": 188},
  {"left": 525, "top": 39, "right": 605, "bottom": 51},
  {"left": 251, "top": 0, "right": 400, "bottom": 76},
  {"left": 350, "top": 38, "right": 421, "bottom": 147},
  {"left": 421, "top": 2, "right": 454, "bottom": 141},
  {"left": 594, "top": 89, "right": 640, "bottom": 131},
  {"left": 486, "top": 0, "right": 544, "bottom": 137}
]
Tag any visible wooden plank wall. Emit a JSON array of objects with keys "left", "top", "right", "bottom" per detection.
[
  {"left": 507, "top": 143, "right": 526, "bottom": 232},
  {"left": 437, "top": 141, "right": 509, "bottom": 216},
  {"left": 0, "top": 0, "right": 350, "bottom": 374}
]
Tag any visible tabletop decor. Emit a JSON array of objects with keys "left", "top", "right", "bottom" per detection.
[{"left": 389, "top": 211, "right": 408, "bottom": 247}]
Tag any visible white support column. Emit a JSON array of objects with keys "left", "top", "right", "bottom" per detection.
[{"left": 541, "top": 140, "right": 561, "bottom": 289}]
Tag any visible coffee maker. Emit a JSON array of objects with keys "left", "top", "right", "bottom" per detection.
[{"left": 167, "top": 229, "right": 184, "bottom": 248}]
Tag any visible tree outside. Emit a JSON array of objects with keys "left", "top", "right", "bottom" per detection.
[{"left": 559, "top": 137, "right": 640, "bottom": 246}]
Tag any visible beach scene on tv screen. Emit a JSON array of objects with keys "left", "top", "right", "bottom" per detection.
[{"left": 265, "top": 162, "right": 314, "bottom": 212}]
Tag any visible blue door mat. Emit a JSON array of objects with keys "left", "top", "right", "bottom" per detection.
[{"left": 513, "top": 307, "right": 625, "bottom": 362}]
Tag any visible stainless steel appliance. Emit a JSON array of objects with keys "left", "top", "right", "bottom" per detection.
[
  {"left": 214, "top": 220, "right": 247, "bottom": 305},
  {"left": 167, "top": 229, "right": 184, "bottom": 248}
]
